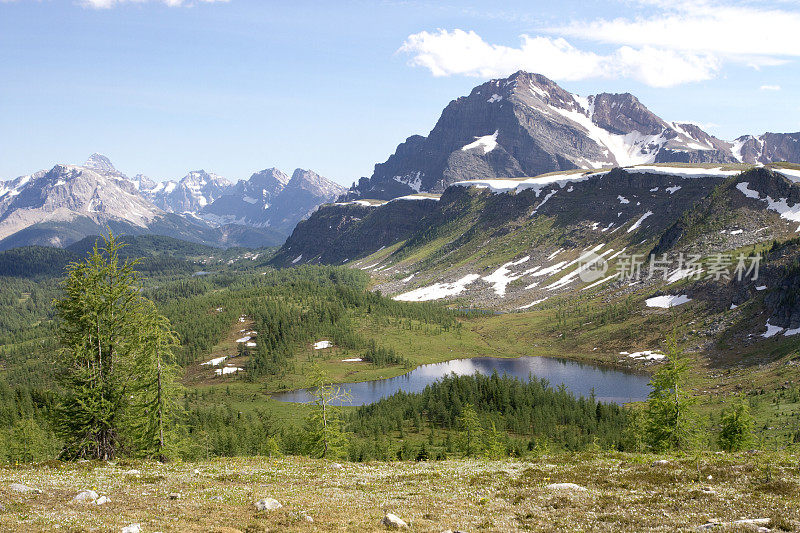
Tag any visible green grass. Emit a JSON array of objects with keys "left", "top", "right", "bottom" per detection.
[{"left": 3, "top": 451, "right": 800, "bottom": 531}]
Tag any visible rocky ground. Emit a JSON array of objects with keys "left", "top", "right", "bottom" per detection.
[{"left": 2, "top": 452, "right": 798, "bottom": 532}]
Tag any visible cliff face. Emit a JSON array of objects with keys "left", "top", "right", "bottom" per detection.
[
  {"left": 272, "top": 199, "right": 438, "bottom": 266},
  {"left": 340, "top": 71, "right": 773, "bottom": 201}
]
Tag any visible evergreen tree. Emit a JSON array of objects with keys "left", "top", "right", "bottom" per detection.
[
  {"left": 643, "top": 334, "right": 699, "bottom": 452},
  {"left": 53, "top": 233, "right": 180, "bottom": 460},
  {"left": 7, "top": 419, "right": 56, "bottom": 463},
  {"left": 718, "top": 396, "right": 754, "bottom": 452},
  {"left": 303, "top": 365, "right": 351, "bottom": 459},
  {"left": 457, "top": 404, "right": 483, "bottom": 457},
  {"left": 483, "top": 421, "right": 506, "bottom": 459},
  {"left": 126, "top": 301, "right": 184, "bottom": 460}
]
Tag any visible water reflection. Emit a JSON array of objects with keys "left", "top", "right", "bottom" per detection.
[{"left": 270, "top": 356, "right": 651, "bottom": 406}]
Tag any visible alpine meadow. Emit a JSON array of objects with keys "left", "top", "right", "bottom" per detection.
[{"left": 3, "top": 1, "right": 800, "bottom": 532}]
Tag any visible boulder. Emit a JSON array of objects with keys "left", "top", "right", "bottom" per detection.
[
  {"left": 545, "top": 482, "right": 587, "bottom": 492},
  {"left": 697, "top": 518, "right": 770, "bottom": 530},
  {"left": 74, "top": 490, "right": 99, "bottom": 502},
  {"left": 381, "top": 513, "right": 409, "bottom": 529},
  {"left": 9, "top": 483, "right": 41, "bottom": 494},
  {"left": 95, "top": 495, "right": 110, "bottom": 505},
  {"left": 651, "top": 459, "right": 669, "bottom": 467},
  {"left": 121, "top": 524, "right": 141, "bottom": 533},
  {"left": 254, "top": 498, "right": 282, "bottom": 511}
]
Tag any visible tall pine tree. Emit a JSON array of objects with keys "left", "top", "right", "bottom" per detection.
[
  {"left": 303, "top": 365, "right": 351, "bottom": 459},
  {"left": 54, "top": 233, "right": 180, "bottom": 460},
  {"left": 643, "top": 333, "right": 699, "bottom": 452}
]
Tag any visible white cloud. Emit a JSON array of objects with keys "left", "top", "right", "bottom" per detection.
[
  {"left": 760, "top": 84, "right": 782, "bottom": 91},
  {"left": 400, "top": 30, "right": 605, "bottom": 80},
  {"left": 80, "top": 0, "right": 229, "bottom": 8},
  {"left": 550, "top": 1, "right": 800, "bottom": 66},
  {"left": 402, "top": 2, "right": 800, "bottom": 87},
  {"left": 400, "top": 29, "right": 719, "bottom": 87}
]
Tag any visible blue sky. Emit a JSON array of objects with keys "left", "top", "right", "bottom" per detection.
[{"left": 1, "top": 0, "right": 799, "bottom": 186}]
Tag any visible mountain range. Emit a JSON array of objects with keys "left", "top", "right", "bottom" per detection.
[
  {"left": 274, "top": 162, "right": 800, "bottom": 361},
  {"left": 4, "top": 70, "right": 800, "bottom": 258},
  {"left": 265, "top": 75, "right": 800, "bottom": 355},
  {"left": 272, "top": 71, "right": 800, "bottom": 350},
  {"left": 0, "top": 154, "right": 344, "bottom": 250},
  {"left": 341, "top": 71, "right": 800, "bottom": 200}
]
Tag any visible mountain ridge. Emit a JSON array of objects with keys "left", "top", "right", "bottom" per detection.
[
  {"left": 272, "top": 163, "right": 800, "bottom": 348},
  {"left": 342, "top": 71, "right": 799, "bottom": 200},
  {"left": 0, "top": 155, "right": 344, "bottom": 250}
]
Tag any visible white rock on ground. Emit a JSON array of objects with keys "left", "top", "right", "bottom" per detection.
[
  {"left": 9, "top": 483, "right": 41, "bottom": 493},
  {"left": 697, "top": 517, "right": 770, "bottom": 530},
  {"left": 381, "top": 513, "right": 409, "bottom": 529},
  {"left": 255, "top": 497, "right": 283, "bottom": 511},
  {"left": 651, "top": 459, "right": 669, "bottom": 467},
  {"left": 545, "top": 482, "right": 587, "bottom": 492},
  {"left": 121, "top": 524, "right": 141, "bottom": 533},
  {"left": 95, "top": 495, "right": 110, "bottom": 505},
  {"left": 124, "top": 469, "right": 141, "bottom": 476},
  {"left": 74, "top": 490, "right": 99, "bottom": 502}
]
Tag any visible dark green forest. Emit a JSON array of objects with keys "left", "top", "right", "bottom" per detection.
[{"left": 0, "top": 237, "right": 634, "bottom": 463}]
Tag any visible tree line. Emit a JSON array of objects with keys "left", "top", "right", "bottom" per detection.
[{"left": 0, "top": 233, "right": 758, "bottom": 464}]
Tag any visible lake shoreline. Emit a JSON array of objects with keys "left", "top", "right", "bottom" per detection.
[{"left": 268, "top": 354, "right": 652, "bottom": 406}]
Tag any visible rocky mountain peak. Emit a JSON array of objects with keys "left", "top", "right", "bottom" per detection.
[
  {"left": 287, "top": 169, "right": 346, "bottom": 196},
  {"left": 131, "top": 174, "right": 157, "bottom": 192},
  {"left": 515, "top": 71, "right": 578, "bottom": 110},
  {"left": 180, "top": 170, "right": 229, "bottom": 187},
  {"left": 248, "top": 168, "right": 290, "bottom": 191},
  {"left": 83, "top": 153, "right": 118, "bottom": 174},
  {"left": 341, "top": 69, "right": 799, "bottom": 201},
  {"left": 590, "top": 93, "right": 667, "bottom": 136},
  {"left": 0, "top": 162, "right": 161, "bottom": 247}
]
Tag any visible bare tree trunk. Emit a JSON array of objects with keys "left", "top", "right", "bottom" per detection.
[
  {"left": 322, "top": 394, "right": 328, "bottom": 458},
  {"left": 157, "top": 354, "right": 166, "bottom": 462}
]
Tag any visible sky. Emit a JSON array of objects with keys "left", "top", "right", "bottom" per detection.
[{"left": 1, "top": 0, "right": 799, "bottom": 186}]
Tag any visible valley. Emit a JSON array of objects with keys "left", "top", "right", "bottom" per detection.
[{"left": 2, "top": 67, "right": 800, "bottom": 531}]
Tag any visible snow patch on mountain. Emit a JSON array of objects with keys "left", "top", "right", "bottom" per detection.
[
  {"left": 549, "top": 100, "right": 667, "bottom": 167},
  {"left": 393, "top": 172, "right": 423, "bottom": 192},
  {"left": 461, "top": 131, "right": 499, "bottom": 154},
  {"left": 646, "top": 295, "right": 692, "bottom": 308},
  {"left": 483, "top": 256, "right": 530, "bottom": 296},
  {"left": 627, "top": 211, "right": 654, "bottom": 233},
  {"left": 453, "top": 171, "right": 594, "bottom": 195},
  {"left": 775, "top": 168, "right": 800, "bottom": 183},
  {"left": 620, "top": 166, "right": 740, "bottom": 179},
  {"left": 736, "top": 182, "right": 800, "bottom": 225},
  {"left": 393, "top": 274, "right": 481, "bottom": 302}
]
